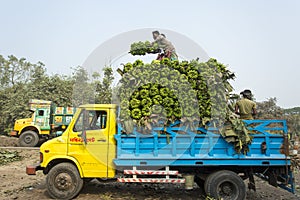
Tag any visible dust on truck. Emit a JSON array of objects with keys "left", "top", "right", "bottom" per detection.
[
  {"left": 26, "top": 104, "right": 295, "bottom": 200},
  {"left": 10, "top": 99, "right": 76, "bottom": 147}
]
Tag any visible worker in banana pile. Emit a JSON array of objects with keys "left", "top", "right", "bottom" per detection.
[
  {"left": 235, "top": 89, "right": 257, "bottom": 120},
  {"left": 152, "top": 30, "right": 178, "bottom": 61}
]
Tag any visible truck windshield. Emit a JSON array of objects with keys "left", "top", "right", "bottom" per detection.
[{"left": 73, "top": 110, "right": 107, "bottom": 132}]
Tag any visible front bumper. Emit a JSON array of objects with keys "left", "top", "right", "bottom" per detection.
[
  {"left": 26, "top": 163, "right": 43, "bottom": 175},
  {"left": 10, "top": 131, "right": 18, "bottom": 136}
]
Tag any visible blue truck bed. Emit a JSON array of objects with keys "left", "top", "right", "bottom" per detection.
[
  {"left": 114, "top": 119, "right": 295, "bottom": 194},
  {"left": 114, "top": 120, "right": 290, "bottom": 167}
]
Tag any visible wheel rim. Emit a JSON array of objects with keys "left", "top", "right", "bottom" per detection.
[
  {"left": 24, "top": 135, "right": 33, "bottom": 144},
  {"left": 217, "top": 181, "right": 238, "bottom": 199},
  {"left": 54, "top": 172, "right": 74, "bottom": 191}
]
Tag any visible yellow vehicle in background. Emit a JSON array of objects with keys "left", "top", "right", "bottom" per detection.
[{"left": 10, "top": 99, "right": 76, "bottom": 147}]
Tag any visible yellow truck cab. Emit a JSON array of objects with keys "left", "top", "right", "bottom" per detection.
[{"left": 27, "top": 104, "right": 117, "bottom": 199}]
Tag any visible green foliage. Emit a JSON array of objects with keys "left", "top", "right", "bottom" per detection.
[
  {"left": 71, "top": 66, "right": 95, "bottom": 106},
  {"left": 94, "top": 67, "right": 114, "bottom": 104},
  {"left": 284, "top": 107, "right": 300, "bottom": 115},
  {"left": 129, "top": 41, "right": 159, "bottom": 55},
  {"left": 256, "top": 98, "right": 283, "bottom": 119},
  {"left": 255, "top": 98, "right": 300, "bottom": 138},
  {"left": 0, "top": 150, "right": 22, "bottom": 165},
  {"left": 0, "top": 55, "right": 114, "bottom": 135}
]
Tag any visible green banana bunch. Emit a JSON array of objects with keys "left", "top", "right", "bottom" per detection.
[
  {"left": 140, "top": 89, "right": 150, "bottom": 99},
  {"left": 118, "top": 56, "right": 251, "bottom": 152},
  {"left": 152, "top": 104, "right": 163, "bottom": 114},
  {"left": 152, "top": 95, "right": 163, "bottom": 105},
  {"left": 129, "top": 41, "right": 159, "bottom": 55},
  {"left": 130, "top": 98, "right": 140, "bottom": 108},
  {"left": 160, "top": 88, "right": 169, "bottom": 97},
  {"left": 173, "top": 107, "right": 182, "bottom": 118},
  {"left": 142, "top": 106, "right": 151, "bottom": 117},
  {"left": 131, "top": 108, "right": 142, "bottom": 119},
  {"left": 150, "top": 86, "right": 159, "bottom": 97},
  {"left": 118, "top": 54, "right": 251, "bottom": 152},
  {"left": 141, "top": 97, "right": 152, "bottom": 107}
]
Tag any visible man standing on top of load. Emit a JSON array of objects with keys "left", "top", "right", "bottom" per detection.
[
  {"left": 235, "top": 89, "right": 257, "bottom": 120},
  {"left": 152, "top": 30, "right": 178, "bottom": 61}
]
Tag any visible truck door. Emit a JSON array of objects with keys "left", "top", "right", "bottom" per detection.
[
  {"left": 34, "top": 108, "right": 51, "bottom": 130},
  {"left": 69, "top": 108, "right": 110, "bottom": 178}
]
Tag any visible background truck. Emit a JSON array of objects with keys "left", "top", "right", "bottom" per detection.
[
  {"left": 26, "top": 104, "right": 295, "bottom": 200},
  {"left": 10, "top": 99, "right": 76, "bottom": 147}
]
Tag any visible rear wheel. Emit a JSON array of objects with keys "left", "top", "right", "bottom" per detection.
[
  {"left": 46, "top": 163, "right": 83, "bottom": 200},
  {"left": 204, "top": 170, "right": 246, "bottom": 200},
  {"left": 19, "top": 130, "right": 39, "bottom": 147}
]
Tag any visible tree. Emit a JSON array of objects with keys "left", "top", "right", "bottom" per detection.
[
  {"left": 0, "top": 55, "right": 44, "bottom": 87},
  {"left": 46, "top": 75, "right": 74, "bottom": 106},
  {"left": 94, "top": 66, "right": 114, "bottom": 104},
  {"left": 284, "top": 107, "right": 300, "bottom": 115},
  {"left": 256, "top": 97, "right": 283, "bottom": 119},
  {"left": 71, "top": 66, "right": 95, "bottom": 107},
  {"left": 0, "top": 55, "right": 48, "bottom": 134},
  {"left": 256, "top": 97, "right": 300, "bottom": 138},
  {"left": 284, "top": 110, "right": 300, "bottom": 139}
]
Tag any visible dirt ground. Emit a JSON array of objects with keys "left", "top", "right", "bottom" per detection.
[
  {"left": 0, "top": 135, "right": 19, "bottom": 147},
  {"left": 0, "top": 135, "right": 299, "bottom": 200}
]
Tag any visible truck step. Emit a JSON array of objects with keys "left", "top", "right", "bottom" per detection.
[
  {"left": 123, "top": 169, "right": 179, "bottom": 175},
  {"left": 117, "top": 178, "right": 185, "bottom": 183}
]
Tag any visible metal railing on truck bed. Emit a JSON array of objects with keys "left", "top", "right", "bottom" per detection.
[{"left": 114, "top": 119, "right": 290, "bottom": 166}]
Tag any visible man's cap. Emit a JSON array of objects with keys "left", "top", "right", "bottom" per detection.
[{"left": 240, "top": 89, "right": 252, "bottom": 96}]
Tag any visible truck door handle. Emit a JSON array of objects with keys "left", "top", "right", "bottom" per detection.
[{"left": 97, "top": 139, "right": 106, "bottom": 142}]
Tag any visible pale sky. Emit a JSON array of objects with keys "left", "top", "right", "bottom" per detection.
[{"left": 0, "top": 0, "right": 299, "bottom": 108}]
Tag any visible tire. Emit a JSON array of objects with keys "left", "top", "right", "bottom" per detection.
[
  {"left": 19, "top": 130, "right": 39, "bottom": 147},
  {"left": 46, "top": 163, "right": 84, "bottom": 200},
  {"left": 204, "top": 170, "right": 246, "bottom": 200},
  {"left": 204, "top": 171, "right": 215, "bottom": 195}
]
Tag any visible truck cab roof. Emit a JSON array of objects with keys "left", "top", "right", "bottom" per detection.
[{"left": 79, "top": 104, "right": 117, "bottom": 109}]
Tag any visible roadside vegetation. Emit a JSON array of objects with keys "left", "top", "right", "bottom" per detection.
[{"left": 0, "top": 55, "right": 299, "bottom": 139}]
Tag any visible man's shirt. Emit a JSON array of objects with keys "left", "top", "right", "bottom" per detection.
[{"left": 236, "top": 98, "right": 256, "bottom": 119}]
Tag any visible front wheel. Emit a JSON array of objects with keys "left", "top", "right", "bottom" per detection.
[
  {"left": 204, "top": 170, "right": 246, "bottom": 200},
  {"left": 19, "top": 130, "right": 39, "bottom": 147},
  {"left": 46, "top": 163, "right": 84, "bottom": 200}
]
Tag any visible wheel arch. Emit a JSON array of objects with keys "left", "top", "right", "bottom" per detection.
[
  {"left": 20, "top": 125, "right": 40, "bottom": 136},
  {"left": 43, "top": 156, "right": 84, "bottom": 177}
]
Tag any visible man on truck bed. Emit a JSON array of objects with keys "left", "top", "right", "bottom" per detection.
[
  {"left": 152, "top": 30, "right": 178, "bottom": 61},
  {"left": 235, "top": 89, "right": 257, "bottom": 119}
]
